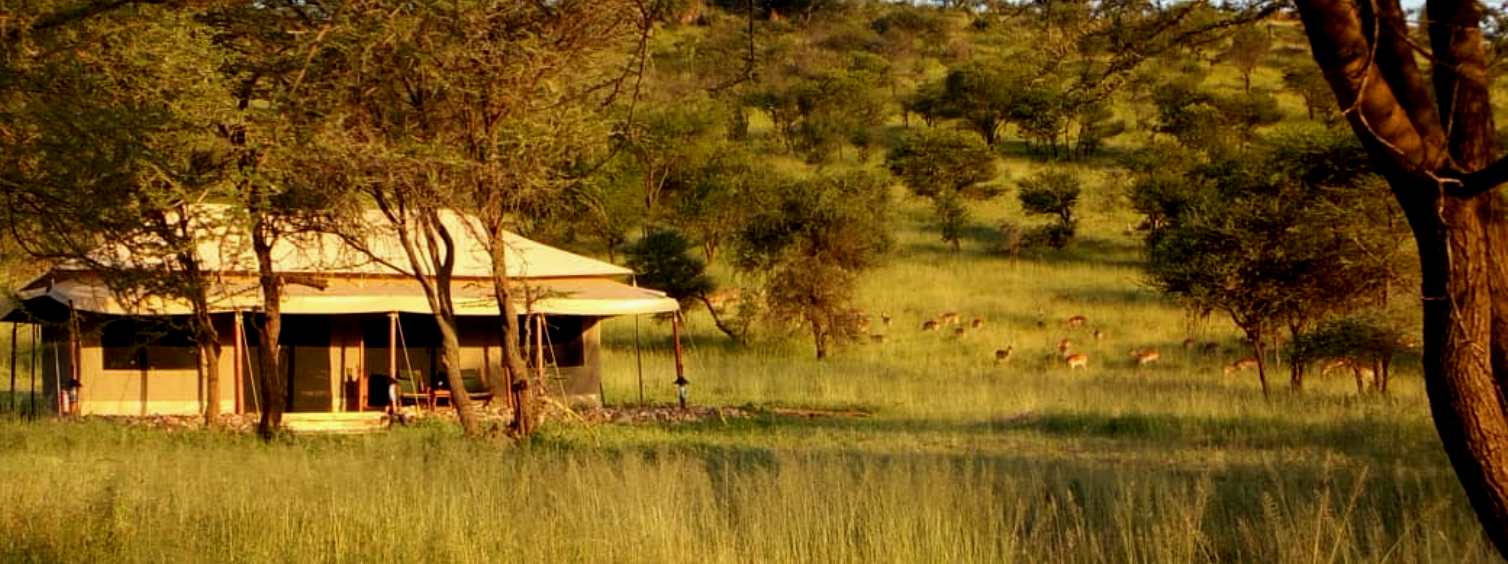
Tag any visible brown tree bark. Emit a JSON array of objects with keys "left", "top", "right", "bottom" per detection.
[
  {"left": 1251, "top": 333, "right": 1270, "bottom": 398},
  {"left": 365, "top": 193, "right": 478, "bottom": 436},
  {"left": 1297, "top": 0, "right": 1508, "bottom": 555},
  {"left": 697, "top": 294, "right": 744, "bottom": 343},
  {"left": 189, "top": 297, "right": 221, "bottom": 426},
  {"left": 486, "top": 231, "right": 534, "bottom": 436},
  {"left": 252, "top": 221, "right": 284, "bottom": 439}
]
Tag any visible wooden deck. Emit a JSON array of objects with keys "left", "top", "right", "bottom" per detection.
[{"left": 282, "top": 412, "right": 391, "bottom": 435}]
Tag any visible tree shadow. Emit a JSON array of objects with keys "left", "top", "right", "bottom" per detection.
[{"left": 585, "top": 400, "right": 1440, "bottom": 466}]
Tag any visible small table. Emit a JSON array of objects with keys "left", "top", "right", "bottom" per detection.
[{"left": 429, "top": 388, "right": 452, "bottom": 409}]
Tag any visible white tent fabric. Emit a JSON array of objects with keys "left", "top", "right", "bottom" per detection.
[
  {"left": 66, "top": 205, "right": 631, "bottom": 279},
  {"left": 8, "top": 206, "right": 680, "bottom": 319},
  {"left": 10, "top": 276, "right": 678, "bottom": 317}
]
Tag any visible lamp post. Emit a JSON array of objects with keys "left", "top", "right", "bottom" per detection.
[
  {"left": 672, "top": 311, "right": 687, "bottom": 410},
  {"left": 674, "top": 375, "right": 689, "bottom": 410}
]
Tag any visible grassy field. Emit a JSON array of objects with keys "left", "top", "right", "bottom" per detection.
[
  {"left": 0, "top": 177, "right": 1494, "bottom": 562},
  {"left": 0, "top": 23, "right": 1490, "bottom": 560}
]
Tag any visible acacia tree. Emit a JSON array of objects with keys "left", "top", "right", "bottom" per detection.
[
  {"left": 1017, "top": 171, "right": 1082, "bottom": 249},
  {"left": 198, "top": 0, "right": 353, "bottom": 439},
  {"left": 0, "top": 5, "right": 237, "bottom": 426},
  {"left": 886, "top": 129, "right": 998, "bottom": 251},
  {"left": 733, "top": 171, "right": 892, "bottom": 359},
  {"left": 444, "top": 1, "right": 641, "bottom": 435},
  {"left": 308, "top": 1, "right": 640, "bottom": 437},
  {"left": 1296, "top": 0, "right": 1508, "bottom": 552},
  {"left": 1223, "top": 24, "right": 1270, "bottom": 93}
]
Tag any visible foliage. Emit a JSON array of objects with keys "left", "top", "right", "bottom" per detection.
[
  {"left": 1288, "top": 315, "right": 1407, "bottom": 369},
  {"left": 1141, "top": 127, "right": 1411, "bottom": 394},
  {"left": 886, "top": 128, "right": 998, "bottom": 250},
  {"left": 746, "top": 64, "right": 889, "bottom": 162},
  {"left": 0, "top": 4, "right": 238, "bottom": 424},
  {"left": 1223, "top": 25, "right": 1272, "bottom": 92},
  {"left": 1152, "top": 80, "right": 1283, "bottom": 155},
  {"left": 1017, "top": 171, "right": 1082, "bottom": 249},
  {"left": 733, "top": 170, "right": 892, "bottom": 358},
  {"left": 625, "top": 229, "right": 716, "bottom": 309},
  {"left": 1281, "top": 61, "right": 1339, "bottom": 124}
]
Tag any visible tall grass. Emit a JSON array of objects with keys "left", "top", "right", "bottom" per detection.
[{"left": 0, "top": 420, "right": 1491, "bottom": 563}]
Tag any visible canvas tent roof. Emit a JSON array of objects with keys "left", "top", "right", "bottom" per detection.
[
  {"left": 8, "top": 275, "right": 678, "bottom": 318},
  {"left": 6, "top": 206, "right": 679, "bottom": 319},
  {"left": 64, "top": 205, "right": 632, "bottom": 279}
]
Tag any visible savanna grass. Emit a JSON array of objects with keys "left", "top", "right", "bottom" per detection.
[{"left": 0, "top": 69, "right": 1483, "bottom": 561}]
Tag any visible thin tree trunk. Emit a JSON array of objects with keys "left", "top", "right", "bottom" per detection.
[
  {"left": 192, "top": 309, "right": 221, "bottom": 426},
  {"left": 252, "top": 225, "right": 284, "bottom": 439},
  {"left": 1288, "top": 324, "right": 1304, "bottom": 391},
  {"left": 697, "top": 294, "right": 743, "bottom": 343},
  {"left": 1251, "top": 333, "right": 1269, "bottom": 398},
  {"left": 812, "top": 320, "right": 827, "bottom": 360},
  {"left": 435, "top": 318, "right": 472, "bottom": 427},
  {"left": 488, "top": 240, "right": 533, "bottom": 436}
]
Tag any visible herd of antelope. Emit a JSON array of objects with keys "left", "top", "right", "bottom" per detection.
[{"left": 855, "top": 309, "right": 1372, "bottom": 384}]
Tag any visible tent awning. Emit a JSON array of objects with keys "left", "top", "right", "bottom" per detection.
[{"left": 3, "top": 276, "right": 678, "bottom": 319}]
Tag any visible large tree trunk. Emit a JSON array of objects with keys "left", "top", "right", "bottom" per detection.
[
  {"left": 1297, "top": 0, "right": 1508, "bottom": 554},
  {"left": 1405, "top": 189, "right": 1508, "bottom": 555}
]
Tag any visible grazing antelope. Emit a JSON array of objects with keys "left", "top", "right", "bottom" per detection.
[
  {"left": 971, "top": 317, "right": 985, "bottom": 329},
  {"left": 1322, "top": 357, "right": 1377, "bottom": 395},
  {"left": 953, "top": 326, "right": 968, "bottom": 337},
  {"left": 881, "top": 313, "right": 892, "bottom": 327},
  {"left": 995, "top": 346, "right": 1014, "bottom": 364},
  {"left": 869, "top": 334, "right": 887, "bottom": 344},
  {"left": 1092, "top": 329, "right": 1105, "bottom": 341},
  {"left": 1130, "top": 348, "right": 1160, "bottom": 366},
  {"left": 922, "top": 320, "right": 940, "bottom": 332},
  {"left": 1057, "top": 338, "right": 1073, "bottom": 357},
  {"left": 938, "top": 312, "right": 961, "bottom": 325},
  {"left": 1066, "top": 315, "right": 1088, "bottom": 328},
  {"left": 1065, "top": 353, "right": 1089, "bottom": 369},
  {"left": 704, "top": 288, "right": 744, "bottom": 311},
  {"left": 1223, "top": 357, "right": 1258, "bottom": 377},
  {"left": 1182, "top": 337, "right": 1198, "bottom": 350}
]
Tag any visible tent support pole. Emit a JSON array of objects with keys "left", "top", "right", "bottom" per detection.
[
  {"left": 533, "top": 314, "right": 545, "bottom": 381},
  {"left": 66, "top": 300, "right": 78, "bottom": 416},
  {"left": 634, "top": 314, "right": 644, "bottom": 406},
  {"left": 28, "top": 324, "right": 37, "bottom": 418},
  {"left": 9, "top": 323, "right": 16, "bottom": 414},
  {"left": 233, "top": 310, "right": 244, "bottom": 414},
  {"left": 387, "top": 312, "right": 397, "bottom": 412},
  {"left": 672, "top": 312, "right": 686, "bottom": 410}
]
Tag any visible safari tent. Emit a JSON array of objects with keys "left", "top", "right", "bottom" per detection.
[{"left": 1, "top": 208, "right": 679, "bottom": 417}]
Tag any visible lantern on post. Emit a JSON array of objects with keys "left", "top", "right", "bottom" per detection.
[
  {"left": 671, "top": 310, "right": 687, "bottom": 410},
  {"left": 674, "top": 374, "right": 689, "bottom": 409}
]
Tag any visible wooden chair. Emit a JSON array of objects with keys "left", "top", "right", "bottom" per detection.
[
  {"left": 460, "top": 369, "right": 493, "bottom": 407},
  {"left": 394, "top": 370, "right": 431, "bottom": 410}
]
